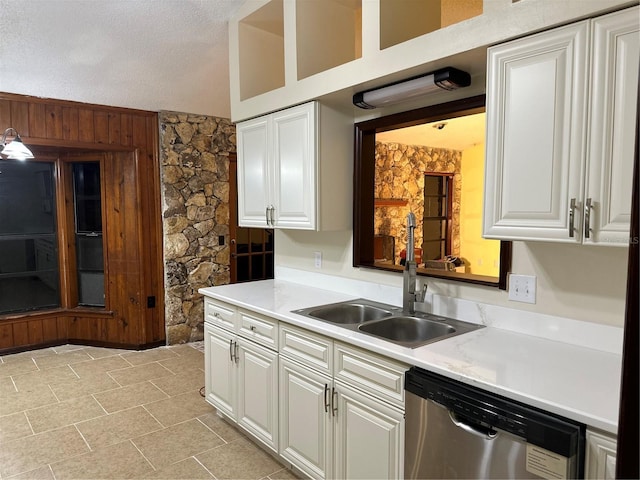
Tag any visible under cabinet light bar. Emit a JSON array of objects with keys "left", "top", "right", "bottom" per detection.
[{"left": 353, "top": 67, "right": 471, "bottom": 110}]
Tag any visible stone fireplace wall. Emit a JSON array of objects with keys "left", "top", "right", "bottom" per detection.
[
  {"left": 159, "top": 112, "right": 236, "bottom": 344},
  {"left": 374, "top": 142, "right": 462, "bottom": 264}
]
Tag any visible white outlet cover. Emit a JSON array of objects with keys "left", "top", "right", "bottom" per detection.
[{"left": 508, "top": 274, "right": 536, "bottom": 304}]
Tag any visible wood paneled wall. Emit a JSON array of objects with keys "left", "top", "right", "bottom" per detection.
[{"left": 0, "top": 92, "right": 164, "bottom": 353}]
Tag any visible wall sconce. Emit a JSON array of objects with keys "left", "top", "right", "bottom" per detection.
[
  {"left": 0, "top": 128, "right": 35, "bottom": 160},
  {"left": 353, "top": 67, "right": 471, "bottom": 110}
]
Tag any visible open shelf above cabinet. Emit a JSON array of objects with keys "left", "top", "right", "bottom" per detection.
[
  {"left": 380, "top": 0, "right": 482, "bottom": 50},
  {"left": 296, "top": 0, "right": 362, "bottom": 80},
  {"left": 238, "top": 0, "right": 285, "bottom": 100}
]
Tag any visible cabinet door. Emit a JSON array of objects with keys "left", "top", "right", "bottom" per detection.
[
  {"left": 586, "top": 430, "right": 617, "bottom": 479},
  {"left": 484, "top": 21, "right": 589, "bottom": 242},
  {"left": 333, "top": 383, "right": 404, "bottom": 480},
  {"left": 237, "top": 116, "right": 271, "bottom": 227},
  {"left": 237, "top": 339, "right": 278, "bottom": 453},
  {"left": 272, "top": 102, "right": 317, "bottom": 230},
  {"left": 279, "top": 357, "right": 332, "bottom": 479},
  {"left": 584, "top": 6, "right": 639, "bottom": 245},
  {"left": 204, "top": 324, "right": 237, "bottom": 420}
]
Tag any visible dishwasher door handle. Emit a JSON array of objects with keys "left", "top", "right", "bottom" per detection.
[{"left": 448, "top": 410, "right": 498, "bottom": 440}]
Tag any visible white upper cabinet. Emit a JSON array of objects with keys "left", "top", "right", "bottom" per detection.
[
  {"left": 484, "top": 6, "right": 639, "bottom": 245},
  {"left": 585, "top": 7, "right": 639, "bottom": 245},
  {"left": 237, "top": 101, "right": 352, "bottom": 231}
]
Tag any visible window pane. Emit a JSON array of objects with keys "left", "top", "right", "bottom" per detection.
[
  {"left": 0, "top": 162, "right": 56, "bottom": 235},
  {"left": 73, "top": 163, "right": 102, "bottom": 233},
  {"left": 73, "top": 162, "right": 104, "bottom": 307},
  {"left": 0, "top": 161, "right": 60, "bottom": 314},
  {"left": 0, "top": 236, "right": 59, "bottom": 314}
]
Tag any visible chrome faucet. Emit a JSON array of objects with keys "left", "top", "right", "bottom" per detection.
[{"left": 403, "top": 213, "right": 418, "bottom": 314}]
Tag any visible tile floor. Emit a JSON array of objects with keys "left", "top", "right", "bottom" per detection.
[{"left": 0, "top": 343, "right": 296, "bottom": 480}]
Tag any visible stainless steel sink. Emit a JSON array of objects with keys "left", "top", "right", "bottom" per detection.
[
  {"left": 358, "top": 315, "right": 454, "bottom": 341},
  {"left": 292, "top": 299, "right": 397, "bottom": 325},
  {"left": 292, "top": 299, "right": 483, "bottom": 348}
]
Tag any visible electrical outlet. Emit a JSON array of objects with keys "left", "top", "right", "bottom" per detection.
[
  {"left": 314, "top": 251, "right": 322, "bottom": 268},
  {"left": 508, "top": 274, "right": 536, "bottom": 304}
]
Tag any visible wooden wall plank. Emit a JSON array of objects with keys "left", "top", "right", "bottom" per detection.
[
  {"left": 132, "top": 115, "right": 147, "bottom": 148},
  {"left": 0, "top": 100, "right": 11, "bottom": 128},
  {"left": 108, "top": 113, "right": 121, "bottom": 145},
  {"left": 94, "top": 111, "right": 109, "bottom": 144},
  {"left": 28, "top": 103, "right": 47, "bottom": 138},
  {"left": 28, "top": 319, "right": 44, "bottom": 344},
  {"left": 41, "top": 317, "right": 60, "bottom": 342},
  {"left": 0, "top": 324, "right": 13, "bottom": 349},
  {"left": 45, "top": 105, "right": 64, "bottom": 139},
  {"left": 62, "top": 107, "right": 79, "bottom": 141},
  {"left": 10, "top": 101, "right": 30, "bottom": 136},
  {"left": 78, "top": 109, "right": 94, "bottom": 142},
  {"left": 120, "top": 114, "right": 133, "bottom": 146},
  {"left": 12, "top": 322, "right": 30, "bottom": 347}
]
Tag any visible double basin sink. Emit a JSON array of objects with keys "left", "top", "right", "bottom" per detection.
[{"left": 292, "top": 299, "right": 483, "bottom": 349}]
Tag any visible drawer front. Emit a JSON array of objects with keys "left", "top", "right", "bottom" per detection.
[
  {"left": 279, "top": 324, "right": 332, "bottom": 375},
  {"left": 205, "top": 298, "right": 236, "bottom": 331},
  {"left": 238, "top": 309, "right": 278, "bottom": 350},
  {"left": 334, "top": 343, "right": 408, "bottom": 409}
]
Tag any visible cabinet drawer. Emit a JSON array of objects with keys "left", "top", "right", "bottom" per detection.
[
  {"left": 279, "top": 324, "right": 332, "bottom": 375},
  {"left": 334, "top": 343, "right": 408, "bottom": 409},
  {"left": 205, "top": 298, "right": 236, "bottom": 331},
  {"left": 238, "top": 309, "right": 278, "bottom": 350}
]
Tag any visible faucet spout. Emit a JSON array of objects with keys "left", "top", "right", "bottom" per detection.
[{"left": 403, "top": 212, "right": 418, "bottom": 314}]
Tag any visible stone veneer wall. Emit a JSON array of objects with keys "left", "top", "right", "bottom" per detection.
[
  {"left": 159, "top": 112, "right": 236, "bottom": 344},
  {"left": 374, "top": 142, "right": 462, "bottom": 264}
]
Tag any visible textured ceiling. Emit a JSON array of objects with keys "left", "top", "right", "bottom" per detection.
[{"left": 0, "top": 0, "right": 248, "bottom": 118}]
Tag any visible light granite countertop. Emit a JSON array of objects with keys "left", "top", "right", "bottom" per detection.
[{"left": 199, "top": 278, "right": 621, "bottom": 434}]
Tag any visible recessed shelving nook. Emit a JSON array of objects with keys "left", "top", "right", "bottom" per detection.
[
  {"left": 238, "top": 0, "right": 285, "bottom": 100},
  {"left": 295, "top": 0, "right": 362, "bottom": 80},
  {"left": 380, "top": 0, "right": 483, "bottom": 50},
  {"left": 229, "top": 0, "right": 632, "bottom": 122}
]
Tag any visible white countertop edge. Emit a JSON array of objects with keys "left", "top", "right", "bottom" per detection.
[{"left": 198, "top": 278, "right": 621, "bottom": 434}]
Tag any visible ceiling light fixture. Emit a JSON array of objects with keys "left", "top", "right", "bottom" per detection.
[
  {"left": 0, "top": 128, "right": 35, "bottom": 160},
  {"left": 353, "top": 67, "right": 471, "bottom": 110}
]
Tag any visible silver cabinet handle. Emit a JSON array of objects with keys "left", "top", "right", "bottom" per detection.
[
  {"left": 269, "top": 205, "right": 275, "bottom": 227},
  {"left": 584, "top": 198, "right": 592, "bottom": 239},
  {"left": 331, "top": 387, "right": 338, "bottom": 417},
  {"left": 234, "top": 342, "right": 239, "bottom": 364},
  {"left": 265, "top": 206, "right": 270, "bottom": 226},
  {"left": 249, "top": 325, "right": 256, "bottom": 331},
  {"left": 324, "top": 384, "right": 330, "bottom": 413},
  {"left": 569, "top": 198, "right": 576, "bottom": 238},
  {"left": 229, "top": 339, "right": 234, "bottom": 362}
]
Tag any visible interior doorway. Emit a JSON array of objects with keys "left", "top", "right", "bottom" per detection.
[{"left": 228, "top": 154, "right": 274, "bottom": 283}]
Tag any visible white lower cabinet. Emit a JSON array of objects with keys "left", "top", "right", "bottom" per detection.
[
  {"left": 204, "top": 300, "right": 407, "bottom": 480},
  {"left": 585, "top": 429, "right": 617, "bottom": 479},
  {"left": 279, "top": 357, "right": 333, "bottom": 479},
  {"left": 204, "top": 322, "right": 278, "bottom": 453},
  {"left": 278, "top": 325, "right": 406, "bottom": 480},
  {"left": 333, "top": 382, "right": 404, "bottom": 480}
]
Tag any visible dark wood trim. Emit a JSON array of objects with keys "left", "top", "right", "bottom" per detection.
[
  {"left": 616, "top": 72, "right": 639, "bottom": 480},
  {"left": 353, "top": 94, "right": 511, "bottom": 289}
]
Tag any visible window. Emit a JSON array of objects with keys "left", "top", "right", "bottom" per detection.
[
  {"left": 0, "top": 161, "right": 60, "bottom": 314},
  {"left": 0, "top": 157, "right": 106, "bottom": 315}
]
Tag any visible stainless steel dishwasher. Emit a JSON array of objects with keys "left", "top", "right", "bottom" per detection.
[{"left": 405, "top": 367, "right": 585, "bottom": 479}]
